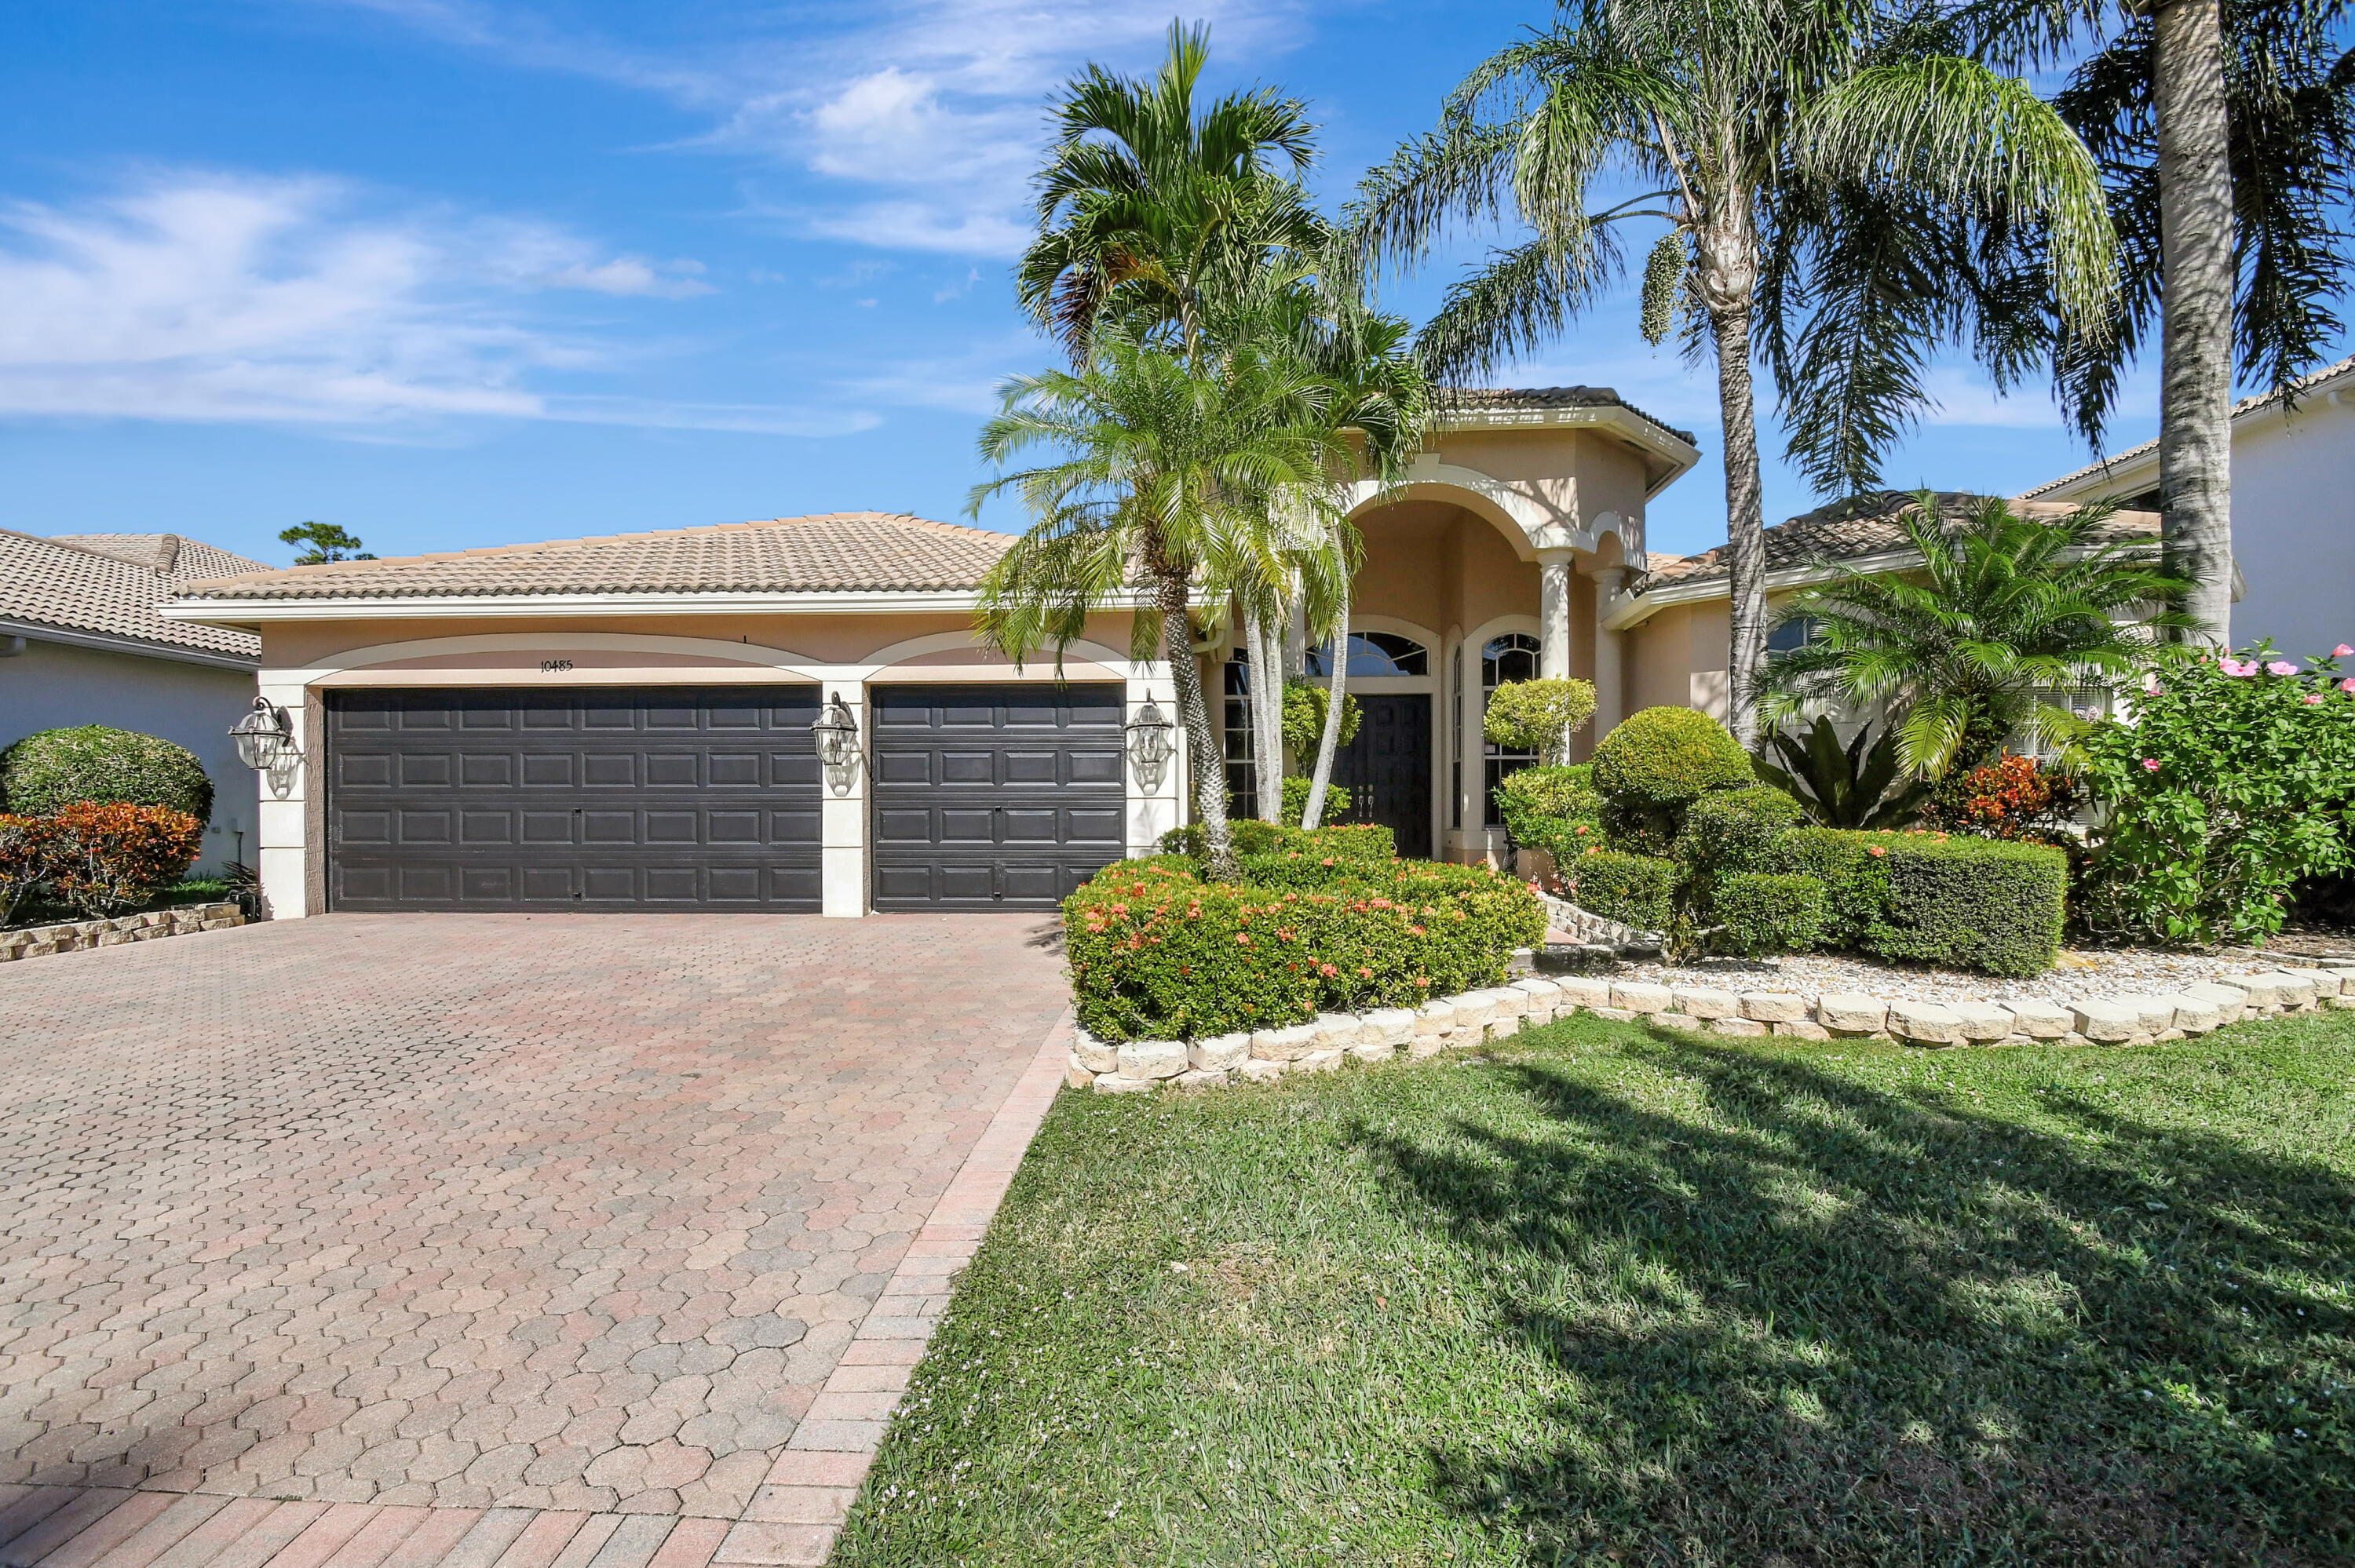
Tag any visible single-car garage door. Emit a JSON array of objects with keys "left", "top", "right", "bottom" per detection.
[
  {"left": 871, "top": 683, "right": 1125, "bottom": 910},
  {"left": 327, "top": 686, "right": 822, "bottom": 911}
]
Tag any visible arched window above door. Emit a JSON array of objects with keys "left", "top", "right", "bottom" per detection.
[{"left": 1305, "top": 631, "right": 1429, "bottom": 677}]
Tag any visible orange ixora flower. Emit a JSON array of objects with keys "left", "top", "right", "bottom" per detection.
[{"left": 1868, "top": 846, "right": 1886, "bottom": 858}]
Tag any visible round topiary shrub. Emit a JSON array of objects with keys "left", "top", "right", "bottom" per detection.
[
  {"left": 0, "top": 726, "right": 214, "bottom": 824},
  {"left": 1592, "top": 707, "right": 1753, "bottom": 852},
  {"left": 1676, "top": 784, "right": 1806, "bottom": 878}
]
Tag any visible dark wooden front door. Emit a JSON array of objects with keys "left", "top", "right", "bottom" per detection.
[{"left": 1334, "top": 694, "right": 1432, "bottom": 859}]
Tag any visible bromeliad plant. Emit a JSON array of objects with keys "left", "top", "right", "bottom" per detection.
[
  {"left": 2079, "top": 643, "right": 2355, "bottom": 945},
  {"left": 1753, "top": 715, "right": 1937, "bottom": 828}
]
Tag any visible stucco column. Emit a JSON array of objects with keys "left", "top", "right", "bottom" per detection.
[
  {"left": 254, "top": 675, "right": 311, "bottom": 919},
  {"left": 1592, "top": 568, "right": 1626, "bottom": 739},
  {"left": 820, "top": 684, "right": 870, "bottom": 917},
  {"left": 1536, "top": 549, "right": 1575, "bottom": 680}
]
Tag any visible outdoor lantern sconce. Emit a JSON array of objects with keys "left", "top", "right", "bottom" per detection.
[
  {"left": 1125, "top": 697, "right": 1174, "bottom": 790},
  {"left": 811, "top": 691, "right": 862, "bottom": 794},
  {"left": 230, "top": 697, "right": 294, "bottom": 771}
]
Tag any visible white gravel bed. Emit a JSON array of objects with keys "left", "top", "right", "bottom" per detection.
[{"left": 1616, "top": 947, "right": 2269, "bottom": 1007}]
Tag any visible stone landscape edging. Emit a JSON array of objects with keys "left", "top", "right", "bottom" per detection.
[
  {"left": 1064, "top": 960, "right": 2355, "bottom": 1094},
  {"left": 0, "top": 901, "right": 244, "bottom": 963}
]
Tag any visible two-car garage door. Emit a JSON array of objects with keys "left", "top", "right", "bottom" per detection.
[{"left": 325, "top": 683, "right": 1125, "bottom": 913}]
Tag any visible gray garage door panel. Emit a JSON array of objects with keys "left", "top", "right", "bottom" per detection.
[
  {"left": 870, "top": 683, "right": 1125, "bottom": 910},
  {"left": 327, "top": 686, "right": 823, "bottom": 912}
]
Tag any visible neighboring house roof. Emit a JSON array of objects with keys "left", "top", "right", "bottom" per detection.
[
  {"left": 1451, "top": 385, "right": 1700, "bottom": 448},
  {"left": 1636, "top": 490, "right": 2161, "bottom": 593},
  {"left": 173, "top": 512, "right": 1018, "bottom": 603},
  {"left": 2019, "top": 352, "right": 2355, "bottom": 501},
  {"left": 1, "top": 530, "right": 267, "bottom": 664}
]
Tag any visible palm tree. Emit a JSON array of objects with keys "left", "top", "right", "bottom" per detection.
[
  {"left": 1972, "top": 0, "right": 2354, "bottom": 644},
  {"left": 969, "top": 330, "right": 1350, "bottom": 880},
  {"left": 1762, "top": 491, "right": 2195, "bottom": 776},
  {"left": 1349, "top": 0, "right": 2120, "bottom": 746}
]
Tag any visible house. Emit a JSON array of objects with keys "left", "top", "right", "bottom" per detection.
[
  {"left": 2, "top": 530, "right": 268, "bottom": 873},
  {"left": 162, "top": 388, "right": 1700, "bottom": 918},
  {"left": 2019, "top": 351, "right": 2355, "bottom": 660}
]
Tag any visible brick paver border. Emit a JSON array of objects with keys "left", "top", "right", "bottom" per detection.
[{"left": 0, "top": 1008, "right": 1078, "bottom": 1568}]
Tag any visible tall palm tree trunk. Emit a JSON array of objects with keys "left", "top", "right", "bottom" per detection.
[
  {"left": 1302, "top": 595, "right": 1350, "bottom": 827},
  {"left": 2152, "top": 0, "right": 2237, "bottom": 644},
  {"left": 1699, "top": 190, "right": 1768, "bottom": 746},
  {"left": 1154, "top": 564, "right": 1235, "bottom": 879},
  {"left": 1246, "top": 599, "right": 1285, "bottom": 821}
]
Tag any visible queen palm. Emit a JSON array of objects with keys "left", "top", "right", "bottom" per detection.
[
  {"left": 969, "top": 329, "right": 1350, "bottom": 879},
  {"left": 1970, "top": 0, "right": 2355, "bottom": 644},
  {"left": 1762, "top": 491, "right": 2195, "bottom": 776},
  {"left": 1349, "top": 0, "right": 2119, "bottom": 746}
]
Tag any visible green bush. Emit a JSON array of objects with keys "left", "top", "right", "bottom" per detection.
[
  {"left": 1064, "top": 856, "right": 1546, "bottom": 1041},
  {"left": 1564, "top": 848, "right": 1674, "bottom": 932},
  {"left": 1279, "top": 773, "right": 1359, "bottom": 827},
  {"left": 0, "top": 726, "right": 214, "bottom": 824},
  {"left": 1280, "top": 682, "right": 1359, "bottom": 758},
  {"left": 1711, "top": 872, "right": 1827, "bottom": 957},
  {"left": 2077, "top": 644, "right": 2355, "bottom": 944},
  {"left": 1789, "top": 826, "right": 2066, "bottom": 976},
  {"left": 1493, "top": 764, "right": 1604, "bottom": 860},
  {"left": 1159, "top": 820, "right": 1393, "bottom": 862},
  {"left": 1674, "top": 785, "right": 1805, "bottom": 880},
  {"left": 1481, "top": 678, "right": 1597, "bottom": 767},
  {"left": 1593, "top": 707, "right": 1751, "bottom": 852}
]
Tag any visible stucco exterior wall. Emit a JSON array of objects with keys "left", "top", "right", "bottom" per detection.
[
  {"left": 2227, "top": 396, "right": 2355, "bottom": 661},
  {"left": 0, "top": 637, "right": 259, "bottom": 873}
]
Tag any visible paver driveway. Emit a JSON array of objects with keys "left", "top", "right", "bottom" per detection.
[{"left": 0, "top": 913, "right": 1070, "bottom": 1559}]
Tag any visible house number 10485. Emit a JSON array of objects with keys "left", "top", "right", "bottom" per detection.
[{"left": 540, "top": 658, "right": 574, "bottom": 673}]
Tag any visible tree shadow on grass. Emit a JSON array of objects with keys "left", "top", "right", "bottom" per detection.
[{"left": 1355, "top": 1030, "right": 2355, "bottom": 1566}]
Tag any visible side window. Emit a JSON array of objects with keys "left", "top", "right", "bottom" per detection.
[{"left": 1481, "top": 633, "right": 1542, "bottom": 826}]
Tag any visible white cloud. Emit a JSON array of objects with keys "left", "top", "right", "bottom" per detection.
[
  {"left": 316, "top": 0, "right": 1314, "bottom": 258},
  {"left": 0, "top": 171, "right": 847, "bottom": 434}
]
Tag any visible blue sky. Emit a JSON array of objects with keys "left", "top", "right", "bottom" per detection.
[{"left": 2, "top": 0, "right": 2339, "bottom": 568}]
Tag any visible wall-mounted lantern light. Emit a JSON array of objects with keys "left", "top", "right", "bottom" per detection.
[
  {"left": 1125, "top": 697, "right": 1174, "bottom": 790},
  {"left": 812, "top": 691, "right": 862, "bottom": 793},
  {"left": 229, "top": 697, "right": 294, "bottom": 771}
]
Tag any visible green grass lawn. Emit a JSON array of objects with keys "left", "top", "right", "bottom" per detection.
[{"left": 831, "top": 1011, "right": 2355, "bottom": 1567}]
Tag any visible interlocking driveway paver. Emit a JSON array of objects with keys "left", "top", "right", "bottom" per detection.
[{"left": 0, "top": 911, "right": 1068, "bottom": 1538}]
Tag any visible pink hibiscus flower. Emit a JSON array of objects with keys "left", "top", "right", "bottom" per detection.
[
  {"left": 2268, "top": 660, "right": 2300, "bottom": 676},
  {"left": 2336, "top": 644, "right": 2353, "bottom": 658},
  {"left": 2142, "top": 757, "right": 2162, "bottom": 771}
]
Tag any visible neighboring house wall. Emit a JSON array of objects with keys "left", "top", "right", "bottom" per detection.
[
  {"left": 2223, "top": 396, "right": 2355, "bottom": 660},
  {"left": 0, "top": 636, "right": 260, "bottom": 873}
]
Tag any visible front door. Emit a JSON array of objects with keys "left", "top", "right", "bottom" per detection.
[{"left": 1334, "top": 693, "right": 1432, "bottom": 859}]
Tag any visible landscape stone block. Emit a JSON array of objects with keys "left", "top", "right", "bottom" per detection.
[
  {"left": 1610, "top": 982, "right": 1672, "bottom": 1015},
  {"left": 1952, "top": 1001, "right": 2014, "bottom": 1041},
  {"left": 1888, "top": 999, "right": 1963, "bottom": 1045},
  {"left": 1672, "top": 986, "right": 1739, "bottom": 1019},
  {"left": 2280, "top": 966, "right": 2344, "bottom": 997},
  {"left": 2269, "top": 972, "right": 2318, "bottom": 1009},
  {"left": 1313, "top": 1013, "right": 1365, "bottom": 1051},
  {"left": 1816, "top": 993, "right": 1887, "bottom": 1033},
  {"left": 2182, "top": 981, "right": 2251, "bottom": 1023},
  {"left": 1071, "top": 1030, "right": 1119, "bottom": 1074},
  {"left": 1251, "top": 1023, "right": 1320, "bottom": 1063},
  {"left": 1362, "top": 1008, "right": 1417, "bottom": 1047},
  {"left": 2117, "top": 995, "right": 2177, "bottom": 1035},
  {"left": 1412, "top": 1000, "right": 1457, "bottom": 1037},
  {"left": 2006, "top": 999, "right": 2073, "bottom": 1037},
  {"left": 1189, "top": 1034, "right": 1251, "bottom": 1072},
  {"left": 2071, "top": 999, "right": 2141, "bottom": 1042},
  {"left": 1553, "top": 976, "right": 1612, "bottom": 1009},
  {"left": 1092, "top": 1074, "right": 1156, "bottom": 1094},
  {"left": 1450, "top": 994, "right": 1497, "bottom": 1029},
  {"left": 1063, "top": 1056, "right": 1097, "bottom": 1089},
  {"left": 1772, "top": 1020, "right": 1831, "bottom": 1039},
  {"left": 1739, "top": 991, "right": 1809, "bottom": 1023},
  {"left": 1174, "top": 1068, "right": 1230, "bottom": 1088},
  {"left": 2156, "top": 994, "right": 2221, "bottom": 1034},
  {"left": 1117, "top": 1040, "right": 1188, "bottom": 1080},
  {"left": 1295, "top": 1049, "right": 1345, "bottom": 1073},
  {"left": 1513, "top": 979, "right": 1562, "bottom": 1023},
  {"left": 1709, "top": 1017, "right": 1769, "bottom": 1037},
  {"left": 2224, "top": 975, "right": 2284, "bottom": 1011},
  {"left": 1238, "top": 1059, "right": 1286, "bottom": 1083}
]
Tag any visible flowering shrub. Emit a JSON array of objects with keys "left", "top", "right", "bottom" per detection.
[
  {"left": 1929, "top": 752, "right": 2077, "bottom": 841},
  {"left": 1064, "top": 856, "right": 1545, "bottom": 1041},
  {"left": 1788, "top": 826, "right": 2067, "bottom": 975},
  {"left": 1493, "top": 764, "right": 1605, "bottom": 865},
  {"left": 1159, "top": 820, "right": 1392, "bottom": 861},
  {"left": 5, "top": 803, "right": 204, "bottom": 919},
  {"left": 2079, "top": 643, "right": 2355, "bottom": 944}
]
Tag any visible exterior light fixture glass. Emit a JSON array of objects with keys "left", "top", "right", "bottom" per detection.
[
  {"left": 811, "top": 692, "right": 861, "bottom": 779},
  {"left": 1125, "top": 697, "right": 1174, "bottom": 788},
  {"left": 229, "top": 697, "right": 294, "bottom": 770}
]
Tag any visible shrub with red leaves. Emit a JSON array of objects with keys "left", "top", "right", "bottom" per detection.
[
  {"left": 38, "top": 802, "right": 203, "bottom": 916},
  {"left": 1932, "top": 753, "right": 2076, "bottom": 842}
]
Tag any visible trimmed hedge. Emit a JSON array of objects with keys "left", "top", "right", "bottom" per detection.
[
  {"left": 1159, "top": 820, "right": 1393, "bottom": 862},
  {"left": 1594, "top": 707, "right": 1752, "bottom": 853},
  {"left": 2, "top": 803, "right": 205, "bottom": 920},
  {"left": 1494, "top": 764, "right": 1605, "bottom": 862},
  {"left": 0, "top": 726, "right": 214, "bottom": 823},
  {"left": 1564, "top": 848, "right": 1674, "bottom": 932},
  {"left": 1712, "top": 871, "right": 1827, "bottom": 957},
  {"left": 1065, "top": 856, "right": 1546, "bottom": 1042},
  {"left": 1788, "top": 826, "right": 2066, "bottom": 977},
  {"left": 1675, "top": 785, "right": 1806, "bottom": 880}
]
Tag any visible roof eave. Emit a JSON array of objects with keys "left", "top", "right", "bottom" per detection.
[
  {"left": 1434, "top": 403, "right": 1702, "bottom": 498},
  {"left": 160, "top": 586, "right": 1156, "bottom": 625},
  {"left": 0, "top": 614, "right": 261, "bottom": 670}
]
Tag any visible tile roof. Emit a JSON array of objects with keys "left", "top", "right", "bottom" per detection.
[
  {"left": 2019, "top": 352, "right": 2355, "bottom": 499},
  {"left": 1451, "top": 385, "right": 1698, "bottom": 447},
  {"left": 1639, "top": 490, "right": 2161, "bottom": 591},
  {"left": 2, "top": 531, "right": 267, "bottom": 661},
  {"left": 174, "top": 512, "right": 1020, "bottom": 602}
]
